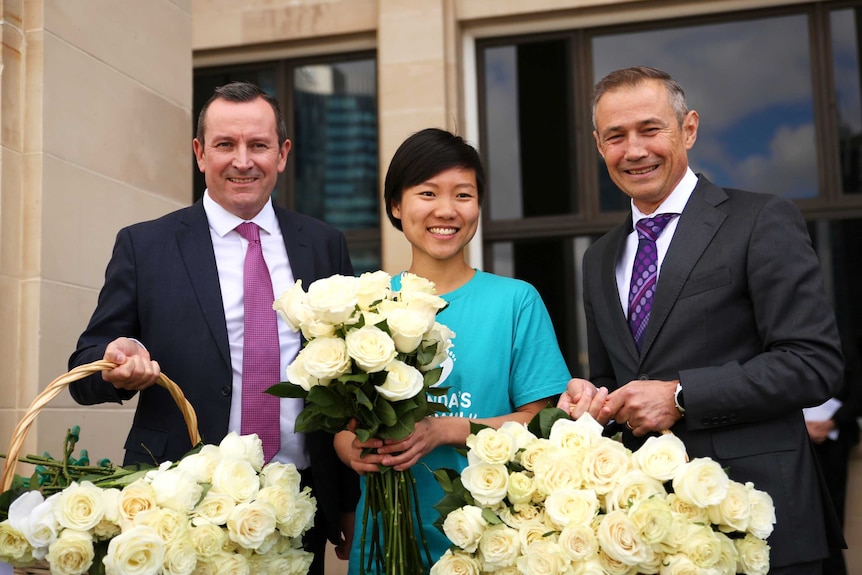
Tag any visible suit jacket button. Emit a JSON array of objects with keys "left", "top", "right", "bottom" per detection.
[
  {"left": 638, "top": 374, "right": 649, "bottom": 380},
  {"left": 220, "top": 386, "right": 231, "bottom": 397},
  {"left": 702, "top": 418, "right": 711, "bottom": 426}
]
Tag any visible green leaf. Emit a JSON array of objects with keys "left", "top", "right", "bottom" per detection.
[
  {"left": 469, "top": 421, "right": 492, "bottom": 435},
  {"left": 481, "top": 507, "right": 503, "bottom": 525},
  {"left": 375, "top": 398, "right": 398, "bottom": 427},
  {"left": 265, "top": 382, "right": 308, "bottom": 399},
  {"left": 528, "top": 406, "right": 570, "bottom": 438},
  {"left": 426, "top": 384, "right": 449, "bottom": 398},
  {"left": 422, "top": 367, "right": 443, "bottom": 387},
  {"left": 432, "top": 468, "right": 461, "bottom": 494}
]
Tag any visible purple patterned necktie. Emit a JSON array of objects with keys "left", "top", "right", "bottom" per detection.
[
  {"left": 236, "top": 222, "right": 281, "bottom": 462},
  {"left": 628, "top": 213, "right": 679, "bottom": 351}
]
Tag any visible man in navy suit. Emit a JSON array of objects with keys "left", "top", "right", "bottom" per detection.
[
  {"left": 559, "top": 67, "right": 844, "bottom": 574},
  {"left": 69, "top": 82, "right": 357, "bottom": 575}
]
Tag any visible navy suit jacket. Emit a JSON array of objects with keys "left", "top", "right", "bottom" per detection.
[
  {"left": 583, "top": 176, "right": 844, "bottom": 567},
  {"left": 69, "top": 199, "right": 358, "bottom": 543}
]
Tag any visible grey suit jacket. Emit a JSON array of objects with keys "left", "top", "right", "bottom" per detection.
[
  {"left": 68, "top": 198, "right": 357, "bottom": 544},
  {"left": 583, "top": 176, "right": 844, "bottom": 567}
]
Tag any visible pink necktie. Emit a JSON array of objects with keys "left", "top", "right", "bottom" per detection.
[
  {"left": 236, "top": 222, "right": 281, "bottom": 462},
  {"left": 628, "top": 214, "right": 678, "bottom": 351}
]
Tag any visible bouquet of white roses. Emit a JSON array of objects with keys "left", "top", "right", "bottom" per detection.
[
  {"left": 432, "top": 408, "right": 776, "bottom": 575},
  {"left": 267, "top": 271, "right": 454, "bottom": 575},
  {"left": 0, "top": 431, "right": 316, "bottom": 575}
]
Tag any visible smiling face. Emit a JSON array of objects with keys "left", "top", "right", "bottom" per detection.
[
  {"left": 391, "top": 167, "right": 480, "bottom": 266},
  {"left": 593, "top": 79, "right": 698, "bottom": 214},
  {"left": 193, "top": 96, "right": 290, "bottom": 220}
]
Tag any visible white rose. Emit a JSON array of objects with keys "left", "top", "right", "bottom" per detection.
[
  {"left": 400, "top": 290, "right": 447, "bottom": 317},
  {"left": 665, "top": 493, "right": 710, "bottom": 524},
  {"left": 657, "top": 512, "right": 692, "bottom": 556},
  {"left": 735, "top": 533, "right": 770, "bottom": 575},
  {"left": 659, "top": 553, "right": 700, "bottom": 575},
  {"left": 306, "top": 274, "right": 360, "bottom": 325},
  {"left": 680, "top": 523, "right": 722, "bottom": 569},
  {"left": 8, "top": 491, "right": 56, "bottom": 557},
  {"left": 276, "top": 487, "right": 316, "bottom": 538},
  {"left": 532, "top": 447, "right": 583, "bottom": 496},
  {"left": 188, "top": 523, "right": 227, "bottom": 558},
  {"left": 498, "top": 421, "right": 538, "bottom": 452},
  {"left": 356, "top": 270, "right": 392, "bottom": 310},
  {"left": 628, "top": 496, "right": 673, "bottom": 545},
  {"left": 544, "top": 488, "right": 600, "bottom": 529},
  {"left": 176, "top": 444, "right": 222, "bottom": 484},
  {"left": 604, "top": 469, "right": 666, "bottom": 512},
  {"left": 272, "top": 280, "right": 312, "bottom": 332},
  {"left": 517, "top": 520, "right": 557, "bottom": 549},
  {"left": 375, "top": 359, "right": 424, "bottom": 401},
  {"left": 477, "top": 523, "right": 520, "bottom": 570},
  {"left": 460, "top": 462, "right": 509, "bottom": 506},
  {"left": 53, "top": 481, "right": 105, "bottom": 531},
  {"left": 573, "top": 557, "right": 605, "bottom": 575},
  {"left": 519, "top": 437, "right": 553, "bottom": 472},
  {"left": 345, "top": 325, "right": 397, "bottom": 372},
  {"left": 103, "top": 525, "right": 165, "bottom": 575},
  {"left": 385, "top": 305, "right": 434, "bottom": 353},
  {"left": 207, "top": 551, "right": 249, "bottom": 575},
  {"left": 549, "top": 412, "right": 603, "bottom": 451},
  {"left": 558, "top": 522, "right": 599, "bottom": 562},
  {"left": 134, "top": 507, "right": 187, "bottom": 545},
  {"left": 672, "top": 457, "right": 730, "bottom": 508},
  {"left": 150, "top": 467, "right": 203, "bottom": 513},
  {"left": 118, "top": 479, "right": 158, "bottom": 527},
  {"left": 581, "top": 437, "right": 632, "bottom": 495},
  {"left": 745, "top": 482, "right": 776, "bottom": 540},
  {"left": 163, "top": 538, "right": 197, "bottom": 575},
  {"left": 0, "top": 521, "right": 32, "bottom": 564},
  {"left": 467, "top": 427, "right": 516, "bottom": 465},
  {"left": 429, "top": 549, "right": 481, "bottom": 575},
  {"left": 219, "top": 432, "right": 265, "bottom": 471},
  {"left": 227, "top": 501, "right": 277, "bottom": 549},
  {"left": 442, "top": 505, "right": 487, "bottom": 552},
  {"left": 713, "top": 531, "right": 740, "bottom": 575},
  {"left": 631, "top": 433, "right": 688, "bottom": 481},
  {"left": 300, "top": 336, "right": 351, "bottom": 380},
  {"left": 211, "top": 458, "right": 260, "bottom": 504},
  {"left": 516, "top": 539, "right": 569, "bottom": 575},
  {"left": 45, "top": 529, "right": 94, "bottom": 575},
  {"left": 596, "top": 509, "right": 648, "bottom": 566},
  {"left": 93, "top": 489, "right": 122, "bottom": 540},
  {"left": 255, "top": 485, "right": 297, "bottom": 527},
  {"left": 300, "top": 318, "right": 337, "bottom": 340},
  {"left": 192, "top": 491, "right": 235, "bottom": 526},
  {"left": 398, "top": 272, "right": 438, "bottom": 296},
  {"left": 254, "top": 546, "right": 313, "bottom": 575},
  {"left": 260, "top": 462, "right": 302, "bottom": 492},
  {"left": 707, "top": 479, "right": 751, "bottom": 533},
  {"left": 285, "top": 355, "right": 330, "bottom": 392},
  {"left": 506, "top": 471, "right": 536, "bottom": 505},
  {"left": 499, "top": 504, "right": 545, "bottom": 531},
  {"left": 419, "top": 322, "right": 455, "bottom": 372}
]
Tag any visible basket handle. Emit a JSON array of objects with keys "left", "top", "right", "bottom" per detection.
[{"left": 1, "top": 360, "right": 201, "bottom": 492}]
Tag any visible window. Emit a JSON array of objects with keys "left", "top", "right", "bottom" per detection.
[
  {"left": 194, "top": 53, "right": 380, "bottom": 273},
  {"left": 477, "top": 2, "right": 862, "bottom": 374}
]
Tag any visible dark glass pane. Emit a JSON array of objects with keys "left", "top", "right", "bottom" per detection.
[
  {"left": 192, "top": 67, "right": 279, "bottom": 202},
  {"left": 292, "top": 60, "right": 379, "bottom": 231},
  {"left": 482, "top": 39, "right": 574, "bottom": 220},
  {"left": 592, "top": 14, "right": 818, "bottom": 203},
  {"left": 832, "top": 8, "right": 862, "bottom": 195},
  {"left": 490, "top": 237, "right": 592, "bottom": 377}
]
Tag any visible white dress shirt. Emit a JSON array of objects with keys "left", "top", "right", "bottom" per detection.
[
  {"left": 615, "top": 168, "right": 699, "bottom": 315},
  {"left": 203, "top": 191, "right": 309, "bottom": 469}
]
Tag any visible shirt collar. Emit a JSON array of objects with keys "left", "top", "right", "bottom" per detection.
[
  {"left": 631, "top": 167, "right": 698, "bottom": 223},
  {"left": 203, "top": 190, "right": 279, "bottom": 238}
]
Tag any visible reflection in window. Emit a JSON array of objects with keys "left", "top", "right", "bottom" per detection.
[
  {"left": 832, "top": 8, "right": 862, "bottom": 195},
  {"left": 293, "top": 60, "right": 378, "bottom": 231},
  {"left": 482, "top": 39, "right": 575, "bottom": 220},
  {"left": 592, "top": 14, "right": 818, "bottom": 202}
]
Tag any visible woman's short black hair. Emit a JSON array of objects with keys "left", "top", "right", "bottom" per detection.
[{"left": 383, "top": 128, "right": 486, "bottom": 230}]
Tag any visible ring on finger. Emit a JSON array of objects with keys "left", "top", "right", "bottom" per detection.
[{"left": 625, "top": 420, "right": 634, "bottom": 431}]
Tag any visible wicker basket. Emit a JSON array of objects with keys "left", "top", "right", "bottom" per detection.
[{"left": 2, "top": 360, "right": 201, "bottom": 575}]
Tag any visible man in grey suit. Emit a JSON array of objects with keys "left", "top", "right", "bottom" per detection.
[
  {"left": 559, "top": 67, "right": 844, "bottom": 574},
  {"left": 69, "top": 82, "right": 357, "bottom": 575}
]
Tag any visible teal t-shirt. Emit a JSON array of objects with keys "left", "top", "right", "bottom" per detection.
[{"left": 347, "top": 270, "right": 571, "bottom": 573}]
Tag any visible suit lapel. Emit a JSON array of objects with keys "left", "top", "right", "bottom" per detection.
[
  {"left": 601, "top": 220, "right": 641, "bottom": 363},
  {"left": 176, "top": 202, "right": 231, "bottom": 369},
  {"left": 640, "top": 177, "right": 728, "bottom": 357},
  {"left": 275, "top": 204, "right": 314, "bottom": 286}
]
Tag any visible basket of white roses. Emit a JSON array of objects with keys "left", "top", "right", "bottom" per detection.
[
  {"left": 0, "top": 360, "right": 317, "bottom": 575},
  {"left": 432, "top": 408, "right": 776, "bottom": 575}
]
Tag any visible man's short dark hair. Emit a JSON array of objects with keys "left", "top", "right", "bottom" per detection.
[
  {"left": 196, "top": 81, "right": 288, "bottom": 146},
  {"left": 592, "top": 66, "right": 689, "bottom": 129}
]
